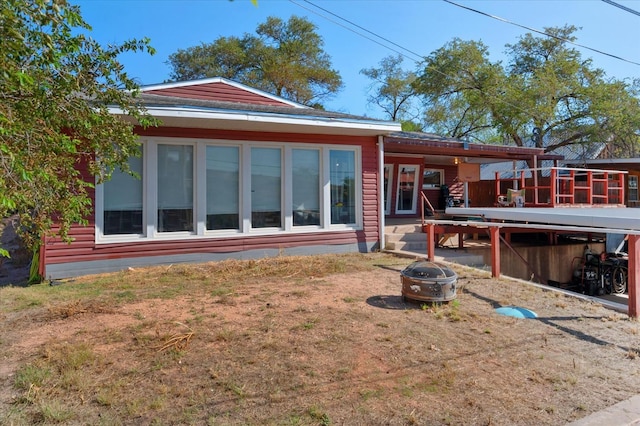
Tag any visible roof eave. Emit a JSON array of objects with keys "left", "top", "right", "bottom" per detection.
[{"left": 109, "top": 106, "right": 401, "bottom": 136}]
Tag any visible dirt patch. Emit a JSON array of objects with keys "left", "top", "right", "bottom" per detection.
[{"left": 1, "top": 254, "right": 640, "bottom": 425}]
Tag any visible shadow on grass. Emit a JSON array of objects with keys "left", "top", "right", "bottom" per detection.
[
  {"left": 366, "top": 295, "right": 428, "bottom": 310},
  {"left": 463, "top": 287, "right": 640, "bottom": 353},
  {"left": 366, "top": 294, "right": 455, "bottom": 311}
]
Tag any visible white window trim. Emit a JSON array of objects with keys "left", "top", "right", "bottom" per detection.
[
  {"left": 154, "top": 140, "right": 197, "bottom": 237},
  {"left": 287, "top": 146, "right": 324, "bottom": 231},
  {"left": 396, "top": 164, "right": 420, "bottom": 215},
  {"left": 326, "top": 147, "right": 362, "bottom": 229},
  {"left": 94, "top": 143, "right": 148, "bottom": 242},
  {"left": 96, "top": 137, "right": 362, "bottom": 244},
  {"left": 248, "top": 144, "right": 284, "bottom": 233}
]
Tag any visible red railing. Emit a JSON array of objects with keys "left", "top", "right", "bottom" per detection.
[
  {"left": 420, "top": 191, "right": 436, "bottom": 224},
  {"left": 495, "top": 167, "right": 626, "bottom": 207}
]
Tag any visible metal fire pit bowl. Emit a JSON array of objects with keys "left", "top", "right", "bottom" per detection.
[{"left": 401, "top": 260, "right": 458, "bottom": 303}]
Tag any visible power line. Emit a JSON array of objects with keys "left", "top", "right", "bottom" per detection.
[
  {"left": 288, "top": 0, "right": 423, "bottom": 63},
  {"left": 291, "top": 0, "right": 548, "bottom": 125},
  {"left": 601, "top": 0, "right": 640, "bottom": 17},
  {"left": 290, "top": 0, "right": 638, "bottom": 135},
  {"left": 444, "top": 0, "right": 640, "bottom": 67}
]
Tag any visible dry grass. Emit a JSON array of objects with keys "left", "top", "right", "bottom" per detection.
[{"left": 1, "top": 253, "right": 640, "bottom": 425}]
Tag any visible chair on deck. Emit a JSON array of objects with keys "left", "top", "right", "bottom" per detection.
[{"left": 497, "top": 189, "right": 525, "bottom": 207}]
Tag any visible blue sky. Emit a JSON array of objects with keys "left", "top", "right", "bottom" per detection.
[{"left": 74, "top": 0, "right": 640, "bottom": 118}]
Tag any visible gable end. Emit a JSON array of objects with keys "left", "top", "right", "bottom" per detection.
[{"left": 143, "top": 80, "right": 300, "bottom": 108}]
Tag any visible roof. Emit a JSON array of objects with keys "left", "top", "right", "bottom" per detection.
[
  {"left": 480, "top": 142, "right": 607, "bottom": 180},
  {"left": 384, "top": 132, "right": 561, "bottom": 163},
  {"left": 563, "top": 157, "right": 640, "bottom": 173},
  {"left": 140, "top": 77, "right": 307, "bottom": 108},
  {"left": 110, "top": 79, "right": 401, "bottom": 136}
]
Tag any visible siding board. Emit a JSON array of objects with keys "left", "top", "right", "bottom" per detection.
[{"left": 145, "top": 82, "right": 295, "bottom": 107}]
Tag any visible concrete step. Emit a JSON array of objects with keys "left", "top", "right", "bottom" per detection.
[
  {"left": 387, "top": 224, "right": 422, "bottom": 234},
  {"left": 385, "top": 240, "right": 428, "bottom": 251},
  {"left": 385, "top": 229, "right": 427, "bottom": 251}
]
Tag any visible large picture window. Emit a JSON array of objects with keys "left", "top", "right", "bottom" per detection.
[
  {"left": 103, "top": 154, "right": 143, "bottom": 235},
  {"left": 292, "top": 149, "right": 320, "bottom": 226},
  {"left": 157, "top": 144, "right": 194, "bottom": 232},
  {"left": 330, "top": 150, "right": 356, "bottom": 224},
  {"left": 98, "top": 138, "right": 361, "bottom": 242},
  {"left": 251, "top": 147, "right": 282, "bottom": 228},
  {"left": 206, "top": 146, "right": 240, "bottom": 230}
]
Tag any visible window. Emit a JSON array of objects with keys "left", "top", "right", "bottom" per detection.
[
  {"left": 157, "top": 144, "right": 194, "bottom": 232},
  {"left": 251, "top": 147, "right": 282, "bottom": 228},
  {"left": 422, "top": 169, "right": 443, "bottom": 189},
  {"left": 330, "top": 150, "right": 356, "bottom": 224},
  {"left": 629, "top": 175, "right": 638, "bottom": 202},
  {"left": 103, "top": 154, "right": 143, "bottom": 235},
  {"left": 292, "top": 149, "right": 320, "bottom": 226},
  {"left": 98, "top": 138, "right": 361, "bottom": 242},
  {"left": 206, "top": 146, "right": 240, "bottom": 230}
]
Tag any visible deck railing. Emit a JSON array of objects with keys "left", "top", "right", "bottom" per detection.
[
  {"left": 420, "top": 191, "right": 436, "bottom": 224},
  {"left": 495, "top": 167, "right": 626, "bottom": 207}
]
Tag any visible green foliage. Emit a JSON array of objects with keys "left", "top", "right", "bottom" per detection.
[
  {"left": 361, "top": 54, "right": 420, "bottom": 124},
  {"left": 167, "top": 15, "right": 342, "bottom": 107},
  {"left": 412, "top": 26, "right": 640, "bottom": 155},
  {"left": 0, "top": 0, "right": 157, "bottom": 252}
]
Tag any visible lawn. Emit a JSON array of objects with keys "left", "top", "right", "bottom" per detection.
[{"left": 1, "top": 252, "right": 640, "bottom": 425}]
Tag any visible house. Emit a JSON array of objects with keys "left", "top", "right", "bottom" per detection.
[
  {"left": 39, "top": 78, "right": 401, "bottom": 279},
  {"left": 38, "top": 78, "right": 564, "bottom": 279}
]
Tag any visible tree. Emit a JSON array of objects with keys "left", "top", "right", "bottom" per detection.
[
  {"left": 360, "top": 55, "right": 421, "bottom": 130},
  {"left": 0, "top": 0, "right": 156, "bottom": 258},
  {"left": 412, "top": 26, "right": 640, "bottom": 155},
  {"left": 167, "top": 16, "right": 343, "bottom": 107}
]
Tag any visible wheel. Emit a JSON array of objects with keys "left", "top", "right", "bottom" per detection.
[{"left": 611, "top": 266, "right": 627, "bottom": 294}]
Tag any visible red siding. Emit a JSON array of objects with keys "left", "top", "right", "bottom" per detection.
[
  {"left": 44, "top": 230, "right": 368, "bottom": 265},
  {"left": 144, "top": 82, "right": 295, "bottom": 107},
  {"left": 43, "top": 130, "right": 380, "bottom": 276}
]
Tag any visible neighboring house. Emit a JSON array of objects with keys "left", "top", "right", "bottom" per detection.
[
  {"left": 480, "top": 141, "right": 607, "bottom": 180},
  {"left": 563, "top": 157, "right": 640, "bottom": 208},
  {"left": 40, "top": 78, "right": 401, "bottom": 279}
]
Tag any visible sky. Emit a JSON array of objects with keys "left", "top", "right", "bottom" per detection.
[{"left": 73, "top": 0, "right": 640, "bottom": 118}]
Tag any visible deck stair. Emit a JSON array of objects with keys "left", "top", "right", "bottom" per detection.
[{"left": 384, "top": 224, "right": 426, "bottom": 252}]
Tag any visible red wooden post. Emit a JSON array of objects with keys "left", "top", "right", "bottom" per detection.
[
  {"left": 628, "top": 235, "right": 639, "bottom": 318},
  {"left": 490, "top": 226, "right": 501, "bottom": 278},
  {"left": 426, "top": 223, "right": 435, "bottom": 262}
]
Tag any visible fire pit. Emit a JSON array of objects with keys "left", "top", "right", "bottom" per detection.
[{"left": 400, "top": 260, "right": 458, "bottom": 303}]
